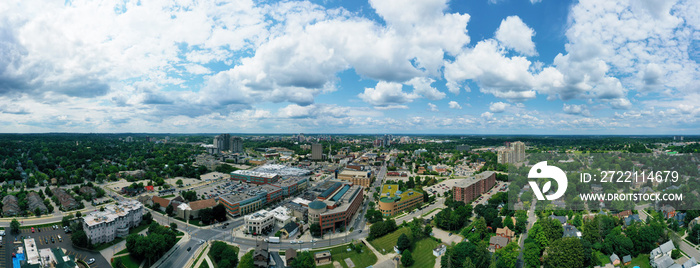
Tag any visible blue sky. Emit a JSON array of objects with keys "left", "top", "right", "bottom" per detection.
[{"left": 0, "top": 0, "right": 698, "bottom": 134}]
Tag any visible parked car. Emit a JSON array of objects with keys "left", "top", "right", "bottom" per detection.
[
  {"left": 87, "top": 258, "right": 95, "bottom": 265},
  {"left": 31, "top": 228, "right": 35, "bottom": 233}
]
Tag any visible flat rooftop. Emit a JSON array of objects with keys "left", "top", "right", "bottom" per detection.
[
  {"left": 231, "top": 170, "right": 278, "bottom": 179},
  {"left": 339, "top": 169, "right": 369, "bottom": 176},
  {"left": 454, "top": 171, "right": 495, "bottom": 188},
  {"left": 254, "top": 164, "right": 311, "bottom": 177},
  {"left": 321, "top": 185, "right": 362, "bottom": 216}
]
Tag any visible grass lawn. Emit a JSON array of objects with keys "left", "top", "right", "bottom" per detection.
[
  {"left": 369, "top": 227, "right": 410, "bottom": 254},
  {"left": 114, "top": 255, "right": 141, "bottom": 268},
  {"left": 627, "top": 254, "right": 651, "bottom": 268},
  {"left": 311, "top": 242, "right": 378, "bottom": 268},
  {"left": 199, "top": 261, "right": 210, "bottom": 268},
  {"left": 402, "top": 238, "right": 439, "bottom": 268},
  {"left": 116, "top": 248, "right": 130, "bottom": 255},
  {"left": 162, "top": 194, "right": 175, "bottom": 198},
  {"left": 208, "top": 243, "right": 239, "bottom": 268},
  {"left": 594, "top": 251, "right": 611, "bottom": 266},
  {"left": 93, "top": 237, "right": 124, "bottom": 251}
]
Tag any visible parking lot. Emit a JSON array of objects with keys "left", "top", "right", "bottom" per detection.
[{"left": 4, "top": 226, "right": 110, "bottom": 268}]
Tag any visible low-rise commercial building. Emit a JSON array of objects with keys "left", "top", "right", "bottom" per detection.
[
  {"left": 308, "top": 183, "right": 364, "bottom": 233},
  {"left": 453, "top": 171, "right": 496, "bottom": 205},
  {"left": 82, "top": 201, "right": 144, "bottom": 244},
  {"left": 230, "top": 170, "right": 280, "bottom": 185},
  {"left": 337, "top": 169, "right": 372, "bottom": 188},
  {"left": 377, "top": 185, "right": 423, "bottom": 217}
]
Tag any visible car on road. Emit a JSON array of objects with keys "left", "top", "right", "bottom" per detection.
[
  {"left": 187, "top": 247, "right": 192, "bottom": 251},
  {"left": 87, "top": 258, "right": 95, "bottom": 265}
]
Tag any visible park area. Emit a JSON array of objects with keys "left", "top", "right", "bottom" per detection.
[
  {"left": 369, "top": 227, "right": 440, "bottom": 268},
  {"left": 315, "top": 242, "right": 378, "bottom": 268}
]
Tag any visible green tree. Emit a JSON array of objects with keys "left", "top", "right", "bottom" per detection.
[
  {"left": 401, "top": 250, "right": 415, "bottom": 267},
  {"left": 10, "top": 219, "right": 20, "bottom": 234},
  {"left": 545, "top": 237, "right": 584, "bottom": 268},
  {"left": 170, "top": 223, "right": 178, "bottom": 233},
  {"left": 289, "top": 251, "right": 316, "bottom": 268},
  {"left": 238, "top": 250, "right": 254, "bottom": 268},
  {"left": 166, "top": 204, "right": 174, "bottom": 216},
  {"left": 213, "top": 204, "right": 227, "bottom": 222},
  {"left": 200, "top": 207, "right": 213, "bottom": 224},
  {"left": 397, "top": 233, "right": 411, "bottom": 252},
  {"left": 71, "top": 230, "right": 91, "bottom": 249},
  {"left": 34, "top": 207, "right": 41, "bottom": 217},
  {"left": 176, "top": 179, "right": 183, "bottom": 187},
  {"left": 523, "top": 242, "right": 541, "bottom": 268},
  {"left": 143, "top": 212, "right": 153, "bottom": 224},
  {"left": 113, "top": 258, "right": 124, "bottom": 268},
  {"left": 494, "top": 242, "right": 520, "bottom": 268}
]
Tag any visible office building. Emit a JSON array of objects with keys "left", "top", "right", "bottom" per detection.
[
  {"left": 311, "top": 143, "right": 323, "bottom": 160},
  {"left": 230, "top": 170, "right": 280, "bottom": 185},
  {"left": 243, "top": 206, "right": 292, "bottom": 234},
  {"left": 308, "top": 182, "right": 364, "bottom": 233},
  {"left": 82, "top": 201, "right": 144, "bottom": 244},
  {"left": 231, "top": 136, "right": 244, "bottom": 153},
  {"left": 377, "top": 185, "right": 423, "bottom": 217},
  {"left": 337, "top": 169, "right": 372, "bottom": 187},
  {"left": 453, "top": 171, "right": 496, "bottom": 205}
]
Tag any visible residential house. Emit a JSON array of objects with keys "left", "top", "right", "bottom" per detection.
[
  {"left": 614, "top": 210, "right": 632, "bottom": 218},
  {"left": 549, "top": 215, "right": 567, "bottom": 225},
  {"left": 624, "top": 214, "right": 642, "bottom": 227},
  {"left": 489, "top": 236, "right": 509, "bottom": 252},
  {"left": 79, "top": 186, "right": 97, "bottom": 198},
  {"left": 496, "top": 227, "right": 514, "bottom": 240},
  {"left": 27, "top": 192, "right": 48, "bottom": 214},
  {"left": 51, "top": 188, "right": 79, "bottom": 210},
  {"left": 433, "top": 244, "right": 446, "bottom": 257},
  {"left": 674, "top": 212, "right": 687, "bottom": 226},
  {"left": 610, "top": 253, "right": 620, "bottom": 266},
  {"left": 285, "top": 248, "right": 297, "bottom": 266},
  {"left": 622, "top": 255, "right": 632, "bottom": 265},
  {"left": 661, "top": 205, "right": 676, "bottom": 219},
  {"left": 2, "top": 195, "right": 20, "bottom": 216},
  {"left": 253, "top": 243, "right": 269, "bottom": 268},
  {"left": 280, "top": 222, "right": 300, "bottom": 239},
  {"left": 563, "top": 225, "right": 581, "bottom": 239},
  {"left": 682, "top": 257, "right": 697, "bottom": 268},
  {"left": 650, "top": 241, "right": 676, "bottom": 268}
]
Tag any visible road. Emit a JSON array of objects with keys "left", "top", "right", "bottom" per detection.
[{"left": 516, "top": 199, "right": 537, "bottom": 268}]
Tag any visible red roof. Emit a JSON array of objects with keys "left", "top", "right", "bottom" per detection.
[{"left": 145, "top": 185, "right": 154, "bottom": 191}]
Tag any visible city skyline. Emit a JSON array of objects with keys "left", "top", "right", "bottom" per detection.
[{"left": 0, "top": 0, "right": 698, "bottom": 134}]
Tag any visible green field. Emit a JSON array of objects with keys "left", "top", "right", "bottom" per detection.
[
  {"left": 404, "top": 238, "right": 439, "bottom": 268},
  {"left": 369, "top": 227, "right": 410, "bottom": 254},
  {"left": 311, "top": 242, "right": 378, "bottom": 268},
  {"left": 627, "top": 254, "right": 651, "bottom": 268},
  {"left": 116, "top": 248, "right": 130, "bottom": 255},
  {"left": 594, "top": 251, "right": 611, "bottom": 266},
  {"left": 198, "top": 261, "right": 210, "bottom": 268},
  {"left": 114, "top": 255, "right": 141, "bottom": 268}
]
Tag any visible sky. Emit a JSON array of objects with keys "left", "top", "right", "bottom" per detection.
[{"left": 0, "top": 0, "right": 699, "bottom": 134}]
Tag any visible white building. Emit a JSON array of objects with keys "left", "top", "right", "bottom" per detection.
[
  {"left": 82, "top": 200, "right": 144, "bottom": 244},
  {"left": 244, "top": 207, "right": 292, "bottom": 234},
  {"left": 245, "top": 210, "right": 275, "bottom": 234}
]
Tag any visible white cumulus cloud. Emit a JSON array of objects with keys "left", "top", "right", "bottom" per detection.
[
  {"left": 495, "top": 16, "right": 537, "bottom": 56},
  {"left": 448, "top": 101, "right": 462, "bottom": 109}
]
